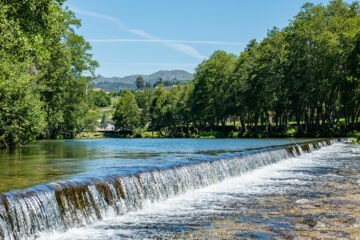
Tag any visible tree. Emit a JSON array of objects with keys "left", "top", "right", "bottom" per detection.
[
  {"left": 164, "top": 80, "right": 172, "bottom": 86},
  {"left": 175, "top": 85, "right": 193, "bottom": 133},
  {"left": 38, "top": 8, "right": 98, "bottom": 138},
  {"left": 92, "top": 90, "right": 111, "bottom": 107},
  {"left": 149, "top": 89, "right": 177, "bottom": 135},
  {"left": 136, "top": 76, "right": 144, "bottom": 89},
  {"left": 82, "top": 111, "right": 99, "bottom": 132},
  {"left": 0, "top": 0, "right": 99, "bottom": 145},
  {"left": 0, "top": 62, "right": 46, "bottom": 148},
  {"left": 0, "top": 0, "right": 98, "bottom": 146},
  {"left": 99, "top": 112, "right": 108, "bottom": 129},
  {"left": 191, "top": 50, "right": 236, "bottom": 128},
  {"left": 113, "top": 89, "right": 141, "bottom": 131}
]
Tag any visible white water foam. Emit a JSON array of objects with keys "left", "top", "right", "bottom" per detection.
[{"left": 37, "top": 142, "right": 347, "bottom": 240}]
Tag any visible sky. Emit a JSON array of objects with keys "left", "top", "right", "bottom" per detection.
[{"left": 66, "top": 0, "right": 355, "bottom": 77}]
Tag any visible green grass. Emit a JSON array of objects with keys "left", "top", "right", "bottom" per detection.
[
  {"left": 143, "top": 131, "right": 161, "bottom": 138},
  {"left": 75, "top": 132, "right": 105, "bottom": 139},
  {"left": 95, "top": 97, "right": 120, "bottom": 118}
]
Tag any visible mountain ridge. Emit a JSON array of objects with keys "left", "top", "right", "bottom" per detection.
[{"left": 93, "top": 70, "right": 193, "bottom": 91}]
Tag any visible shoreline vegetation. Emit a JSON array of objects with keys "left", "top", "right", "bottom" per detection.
[
  {"left": 2, "top": 0, "right": 360, "bottom": 148},
  {"left": 104, "top": 0, "right": 360, "bottom": 142},
  {"left": 75, "top": 127, "right": 359, "bottom": 140}
]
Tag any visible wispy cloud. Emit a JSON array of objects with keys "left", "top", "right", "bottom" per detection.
[
  {"left": 69, "top": 7, "right": 128, "bottom": 30},
  {"left": 88, "top": 39, "right": 245, "bottom": 45},
  {"left": 69, "top": 6, "right": 206, "bottom": 60}
]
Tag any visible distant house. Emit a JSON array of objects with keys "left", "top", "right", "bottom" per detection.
[
  {"left": 106, "top": 91, "right": 110, "bottom": 95},
  {"left": 93, "top": 88, "right": 103, "bottom": 92},
  {"left": 172, "top": 84, "right": 179, "bottom": 88}
]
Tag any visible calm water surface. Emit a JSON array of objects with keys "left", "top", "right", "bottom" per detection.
[{"left": 0, "top": 138, "right": 306, "bottom": 193}]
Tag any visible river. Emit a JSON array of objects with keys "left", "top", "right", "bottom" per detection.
[{"left": 1, "top": 138, "right": 357, "bottom": 239}]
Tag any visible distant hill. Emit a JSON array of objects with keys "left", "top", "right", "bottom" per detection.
[{"left": 93, "top": 70, "right": 193, "bottom": 91}]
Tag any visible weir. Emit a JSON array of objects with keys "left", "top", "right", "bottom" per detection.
[{"left": 0, "top": 139, "right": 336, "bottom": 239}]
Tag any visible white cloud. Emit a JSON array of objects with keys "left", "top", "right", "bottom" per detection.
[
  {"left": 166, "top": 43, "right": 205, "bottom": 60},
  {"left": 69, "top": 6, "right": 206, "bottom": 60},
  {"left": 70, "top": 7, "right": 128, "bottom": 30}
]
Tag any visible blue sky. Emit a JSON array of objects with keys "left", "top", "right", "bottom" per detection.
[{"left": 66, "top": 0, "right": 354, "bottom": 77}]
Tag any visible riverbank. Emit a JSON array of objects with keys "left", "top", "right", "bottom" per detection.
[{"left": 75, "top": 126, "right": 360, "bottom": 140}]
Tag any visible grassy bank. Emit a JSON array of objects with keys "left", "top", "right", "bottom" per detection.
[
  {"left": 74, "top": 126, "right": 359, "bottom": 140},
  {"left": 75, "top": 132, "right": 105, "bottom": 139},
  {"left": 74, "top": 132, "right": 124, "bottom": 139}
]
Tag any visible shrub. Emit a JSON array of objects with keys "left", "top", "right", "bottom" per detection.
[
  {"left": 285, "top": 128, "right": 297, "bottom": 137},
  {"left": 346, "top": 130, "right": 359, "bottom": 137},
  {"left": 228, "top": 131, "right": 239, "bottom": 138}
]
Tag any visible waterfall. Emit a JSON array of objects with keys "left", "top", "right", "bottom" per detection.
[{"left": 0, "top": 139, "right": 336, "bottom": 239}]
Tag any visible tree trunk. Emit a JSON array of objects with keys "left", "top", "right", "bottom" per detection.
[
  {"left": 296, "top": 113, "right": 301, "bottom": 131},
  {"left": 310, "top": 107, "right": 315, "bottom": 132},
  {"left": 222, "top": 118, "right": 226, "bottom": 133},
  {"left": 316, "top": 105, "right": 321, "bottom": 128},
  {"left": 304, "top": 108, "right": 309, "bottom": 131},
  {"left": 266, "top": 112, "right": 270, "bottom": 133},
  {"left": 240, "top": 118, "right": 247, "bottom": 132}
]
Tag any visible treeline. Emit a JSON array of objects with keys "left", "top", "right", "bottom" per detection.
[
  {"left": 0, "top": 0, "right": 98, "bottom": 147},
  {"left": 136, "top": 75, "right": 182, "bottom": 89},
  {"left": 114, "top": 0, "right": 360, "bottom": 138}
]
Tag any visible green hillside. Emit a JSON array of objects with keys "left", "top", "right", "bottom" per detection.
[{"left": 93, "top": 70, "right": 193, "bottom": 91}]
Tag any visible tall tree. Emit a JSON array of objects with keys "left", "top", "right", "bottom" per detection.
[
  {"left": 191, "top": 50, "right": 236, "bottom": 128},
  {"left": 0, "top": 0, "right": 98, "bottom": 146},
  {"left": 99, "top": 112, "right": 108, "bottom": 129},
  {"left": 113, "top": 89, "right": 141, "bottom": 131},
  {"left": 136, "top": 76, "right": 144, "bottom": 89},
  {"left": 0, "top": 62, "right": 46, "bottom": 148}
]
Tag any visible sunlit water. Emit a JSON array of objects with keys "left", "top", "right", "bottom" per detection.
[
  {"left": 37, "top": 141, "right": 357, "bottom": 240},
  {"left": 0, "top": 138, "right": 307, "bottom": 193},
  {"left": 0, "top": 138, "right": 352, "bottom": 239}
]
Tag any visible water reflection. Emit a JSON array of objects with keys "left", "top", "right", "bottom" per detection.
[
  {"left": 0, "top": 138, "right": 307, "bottom": 193},
  {"left": 0, "top": 141, "right": 86, "bottom": 193}
]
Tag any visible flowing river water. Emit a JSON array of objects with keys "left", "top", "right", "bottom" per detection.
[{"left": 0, "top": 138, "right": 358, "bottom": 239}]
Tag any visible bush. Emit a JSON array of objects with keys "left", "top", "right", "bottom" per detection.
[
  {"left": 200, "top": 135, "right": 216, "bottom": 139},
  {"left": 171, "top": 132, "right": 187, "bottom": 138},
  {"left": 346, "top": 130, "right": 359, "bottom": 137},
  {"left": 82, "top": 111, "right": 99, "bottom": 132},
  {"left": 189, "top": 133, "right": 199, "bottom": 138},
  {"left": 228, "top": 130, "right": 239, "bottom": 138},
  {"left": 133, "top": 127, "right": 146, "bottom": 138},
  {"left": 285, "top": 128, "right": 297, "bottom": 137},
  {"left": 199, "top": 131, "right": 225, "bottom": 138}
]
